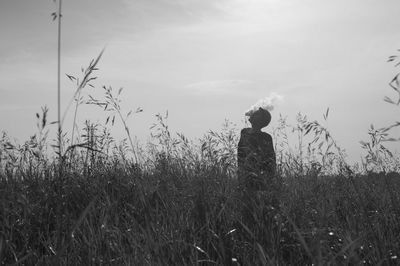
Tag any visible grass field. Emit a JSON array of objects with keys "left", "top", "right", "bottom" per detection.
[
  {"left": 1, "top": 104, "right": 400, "bottom": 265},
  {"left": 1, "top": 46, "right": 400, "bottom": 265}
]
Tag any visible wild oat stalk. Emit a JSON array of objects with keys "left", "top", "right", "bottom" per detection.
[
  {"left": 360, "top": 125, "right": 394, "bottom": 172},
  {"left": 64, "top": 50, "right": 104, "bottom": 147},
  {"left": 88, "top": 86, "right": 143, "bottom": 165},
  {"left": 359, "top": 49, "right": 400, "bottom": 172},
  {"left": 303, "top": 108, "right": 350, "bottom": 175},
  {"left": 383, "top": 50, "right": 400, "bottom": 141}
]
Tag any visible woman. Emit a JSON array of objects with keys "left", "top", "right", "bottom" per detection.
[
  {"left": 237, "top": 107, "right": 276, "bottom": 191},
  {"left": 237, "top": 107, "right": 277, "bottom": 226}
]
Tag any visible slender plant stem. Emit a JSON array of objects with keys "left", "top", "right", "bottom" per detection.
[
  {"left": 116, "top": 108, "right": 138, "bottom": 165},
  {"left": 71, "top": 91, "right": 81, "bottom": 147},
  {"left": 69, "top": 90, "right": 81, "bottom": 164}
]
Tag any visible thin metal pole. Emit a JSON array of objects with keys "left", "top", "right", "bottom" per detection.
[
  {"left": 57, "top": 0, "right": 62, "bottom": 161},
  {"left": 56, "top": 1, "right": 64, "bottom": 254}
]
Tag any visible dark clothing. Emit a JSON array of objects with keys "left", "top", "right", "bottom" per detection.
[
  {"left": 237, "top": 128, "right": 278, "bottom": 227},
  {"left": 237, "top": 128, "right": 276, "bottom": 190}
]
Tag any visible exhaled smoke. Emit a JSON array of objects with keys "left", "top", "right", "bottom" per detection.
[{"left": 245, "top": 92, "right": 284, "bottom": 116}]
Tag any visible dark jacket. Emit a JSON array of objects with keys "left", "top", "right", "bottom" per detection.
[{"left": 237, "top": 128, "right": 276, "bottom": 187}]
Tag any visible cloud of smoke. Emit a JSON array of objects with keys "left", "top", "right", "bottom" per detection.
[{"left": 245, "top": 92, "right": 284, "bottom": 116}]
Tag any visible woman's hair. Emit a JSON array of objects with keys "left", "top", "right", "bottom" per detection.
[{"left": 249, "top": 108, "right": 271, "bottom": 128}]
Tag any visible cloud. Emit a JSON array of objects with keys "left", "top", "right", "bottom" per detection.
[
  {"left": 120, "top": 0, "right": 228, "bottom": 30},
  {"left": 184, "top": 79, "right": 253, "bottom": 95}
]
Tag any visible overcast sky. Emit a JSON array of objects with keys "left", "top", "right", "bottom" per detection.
[{"left": 1, "top": 0, "right": 400, "bottom": 162}]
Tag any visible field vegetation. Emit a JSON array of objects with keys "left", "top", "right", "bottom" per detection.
[{"left": 1, "top": 6, "right": 400, "bottom": 264}]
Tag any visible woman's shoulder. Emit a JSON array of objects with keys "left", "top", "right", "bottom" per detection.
[
  {"left": 240, "top": 128, "right": 272, "bottom": 136},
  {"left": 240, "top": 128, "right": 252, "bottom": 134},
  {"left": 261, "top": 131, "right": 273, "bottom": 140},
  {"left": 261, "top": 131, "right": 272, "bottom": 137}
]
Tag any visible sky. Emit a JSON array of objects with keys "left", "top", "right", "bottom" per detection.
[{"left": 0, "top": 0, "right": 400, "bottom": 162}]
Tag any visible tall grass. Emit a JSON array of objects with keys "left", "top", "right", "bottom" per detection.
[
  {"left": 1, "top": 66, "right": 400, "bottom": 264},
  {"left": 1, "top": 5, "right": 400, "bottom": 264},
  {"left": 1, "top": 113, "right": 400, "bottom": 264}
]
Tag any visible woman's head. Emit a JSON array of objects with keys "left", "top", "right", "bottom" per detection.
[{"left": 249, "top": 108, "right": 271, "bottom": 129}]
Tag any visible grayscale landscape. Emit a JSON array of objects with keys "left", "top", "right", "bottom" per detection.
[{"left": 1, "top": 1, "right": 400, "bottom": 265}]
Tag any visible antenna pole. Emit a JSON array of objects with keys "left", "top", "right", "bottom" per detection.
[{"left": 57, "top": 0, "right": 62, "bottom": 161}]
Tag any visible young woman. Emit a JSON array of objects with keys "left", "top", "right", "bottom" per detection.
[
  {"left": 237, "top": 107, "right": 276, "bottom": 191},
  {"left": 237, "top": 107, "right": 278, "bottom": 226}
]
